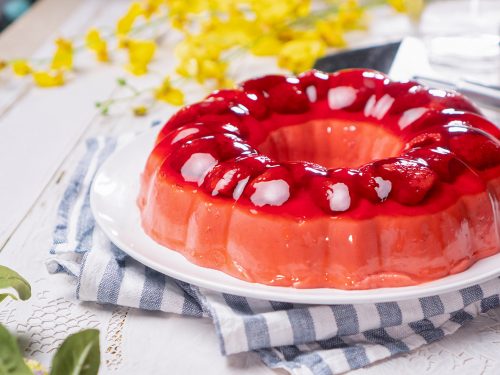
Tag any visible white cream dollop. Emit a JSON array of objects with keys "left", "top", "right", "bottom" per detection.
[
  {"left": 180, "top": 153, "right": 218, "bottom": 186},
  {"left": 374, "top": 176, "right": 392, "bottom": 201},
  {"left": 328, "top": 86, "right": 357, "bottom": 110},
  {"left": 250, "top": 179, "right": 290, "bottom": 207},
  {"left": 327, "top": 182, "right": 351, "bottom": 212}
]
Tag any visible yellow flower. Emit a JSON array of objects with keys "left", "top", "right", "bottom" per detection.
[
  {"left": 170, "top": 14, "right": 188, "bottom": 30},
  {"left": 133, "top": 105, "right": 149, "bottom": 116},
  {"left": 85, "top": 28, "right": 109, "bottom": 62},
  {"left": 216, "top": 76, "right": 235, "bottom": 89},
  {"left": 33, "top": 70, "right": 65, "bottom": 87},
  {"left": 249, "top": 0, "right": 311, "bottom": 26},
  {"left": 166, "top": 0, "right": 226, "bottom": 30},
  {"left": 25, "top": 359, "right": 48, "bottom": 375},
  {"left": 143, "top": 0, "right": 164, "bottom": 18},
  {"left": 117, "top": 36, "right": 129, "bottom": 49},
  {"left": 315, "top": 19, "right": 346, "bottom": 47},
  {"left": 166, "top": 0, "right": 207, "bottom": 20},
  {"left": 51, "top": 38, "right": 73, "bottom": 70},
  {"left": 388, "top": 0, "right": 425, "bottom": 22},
  {"left": 199, "top": 16, "right": 254, "bottom": 51},
  {"left": 176, "top": 56, "right": 227, "bottom": 84},
  {"left": 12, "top": 60, "right": 32, "bottom": 76},
  {"left": 155, "top": 77, "right": 185, "bottom": 105},
  {"left": 117, "top": 2, "right": 144, "bottom": 36},
  {"left": 198, "top": 59, "right": 227, "bottom": 82},
  {"left": 174, "top": 33, "right": 231, "bottom": 83},
  {"left": 278, "top": 37, "right": 326, "bottom": 73},
  {"left": 175, "top": 36, "right": 219, "bottom": 63},
  {"left": 251, "top": 35, "right": 282, "bottom": 56},
  {"left": 124, "top": 39, "right": 156, "bottom": 75},
  {"left": 208, "top": 0, "right": 234, "bottom": 13},
  {"left": 338, "top": 0, "right": 366, "bottom": 30}
]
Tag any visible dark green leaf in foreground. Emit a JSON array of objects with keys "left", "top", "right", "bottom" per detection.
[
  {"left": 0, "top": 324, "right": 33, "bottom": 375},
  {"left": 0, "top": 266, "right": 31, "bottom": 303},
  {"left": 50, "top": 329, "right": 100, "bottom": 375}
]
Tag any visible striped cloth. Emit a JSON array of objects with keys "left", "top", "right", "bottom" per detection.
[{"left": 48, "top": 133, "right": 500, "bottom": 375}]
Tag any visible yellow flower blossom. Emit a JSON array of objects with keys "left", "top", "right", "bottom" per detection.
[
  {"left": 166, "top": 0, "right": 234, "bottom": 30},
  {"left": 216, "top": 76, "right": 235, "bottom": 89},
  {"left": 251, "top": 35, "right": 282, "bottom": 56},
  {"left": 155, "top": 77, "right": 185, "bottom": 105},
  {"left": 174, "top": 31, "right": 236, "bottom": 84},
  {"left": 388, "top": 0, "right": 425, "bottom": 22},
  {"left": 85, "top": 28, "right": 109, "bottom": 62},
  {"left": 175, "top": 36, "right": 220, "bottom": 63},
  {"left": 117, "top": 36, "right": 129, "bottom": 49},
  {"left": 249, "top": 0, "right": 310, "bottom": 26},
  {"left": 198, "top": 59, "right": 227, "bottom": 82},
  {"left": 123, "top": 39, "right": 156, "bottom": 75},
  {"left": 208, "top": 0, "right": 234, "bottom": 13},
  {"left": 176, "top": 56, "right": 228, "bottom": 84},
  {"left": 133, "top": 105, "right": 149, "bottom": 116},
  {"left": 143, "top": 0, "right": 165, "bottom": 18},
  {"left": 25, "top": 359, "right": 48, "bottom": 375},
  {"left": 170, "top": 14, "right": 188, "bottom": 30},
  {"left": 315, "top": 19, "right": 346, "bottom": 47},
  {"left": 117, "top": 2, "right": 144, "bottom": 36},
  {"left": 199, "top": 15, "right": 254, "bottom": 51},
  {"left": 338, "top": 0, "right": 366, "bottom": 30},
  {"left": 51, "top": 38, "right": 73, "bottom": 71},
  {"left": 278, "top": 37, "right": 326, "bottom": 73},
  {"left": 12, "top": 60, "right": 32, "bottom": 76},
  {"left": 166, "top": 0, "right": 207, "bottom": 18},
  {"left": 33, "top": 70, "right": 65, "bottom": 87}
]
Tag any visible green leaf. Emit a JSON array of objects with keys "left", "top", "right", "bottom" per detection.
[
  {"left": 50, "top": 329, "right": 100, "bottom": 375},
  {"left": 0, "top": 324, "right": 33, "bottom": 375},
  {"left": 0, "top": 266, "right": 31, "bottom": 302}
]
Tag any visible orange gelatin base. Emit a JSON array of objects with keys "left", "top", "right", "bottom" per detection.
[{"left": 140, "top": 174, "right": 500, "bottom": 289}]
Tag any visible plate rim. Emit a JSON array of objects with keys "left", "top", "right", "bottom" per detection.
[{"left": 90, "top": 129, "right": 500, "bottom": 304}]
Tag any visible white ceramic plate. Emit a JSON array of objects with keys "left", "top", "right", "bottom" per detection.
[{"left": 90, "top": 129, "right": 500, "bottom": 304}]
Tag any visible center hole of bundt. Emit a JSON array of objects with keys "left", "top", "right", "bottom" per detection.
[{"left": 257, "top": 119, "right": 404, "bottom": 168}]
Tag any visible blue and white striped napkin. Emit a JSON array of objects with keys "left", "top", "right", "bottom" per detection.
[{"left": 48, "top": 132, "right": 500, "bottom": 375}]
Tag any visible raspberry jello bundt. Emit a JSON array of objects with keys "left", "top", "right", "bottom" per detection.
[{"left": 138, "top": 69, "right": 500, "bottom": 289}]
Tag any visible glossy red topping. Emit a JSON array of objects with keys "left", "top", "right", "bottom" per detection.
[
  {"left": 364, "top": 158, "right": 438, "bottom": 205},
  {"left": 148, "top": 69, "right": 499, "bottom": 219}
]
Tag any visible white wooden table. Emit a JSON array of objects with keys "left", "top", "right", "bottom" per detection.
[{"left": 1, "top": 1, "right": 499, "bottom": 373}]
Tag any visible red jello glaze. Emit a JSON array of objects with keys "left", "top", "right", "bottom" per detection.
[
  {"left": 138, "top": 68, "right": 500, "bottom": 289},
  {"left": 361, "top": 158, "right": 438, "bottom": 205}
]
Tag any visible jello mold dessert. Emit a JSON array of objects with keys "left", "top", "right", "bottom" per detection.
[{"left": 138, "top": 69, "right": 500, "bottom": 289}]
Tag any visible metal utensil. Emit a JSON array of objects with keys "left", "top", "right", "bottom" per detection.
[
  {"left": 313, "top": 41, "right": 401, "bottom": 74},
  {"left": 414, "top": 75, "right": 500, "bottom": 110}
]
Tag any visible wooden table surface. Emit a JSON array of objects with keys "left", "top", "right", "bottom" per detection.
[{"left": 1, "top": 0, "right": 499, "bottom": 374}]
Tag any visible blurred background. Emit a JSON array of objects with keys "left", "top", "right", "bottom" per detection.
[{"left": 0, "top": 0, "right": 36, "bottom": 31}]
